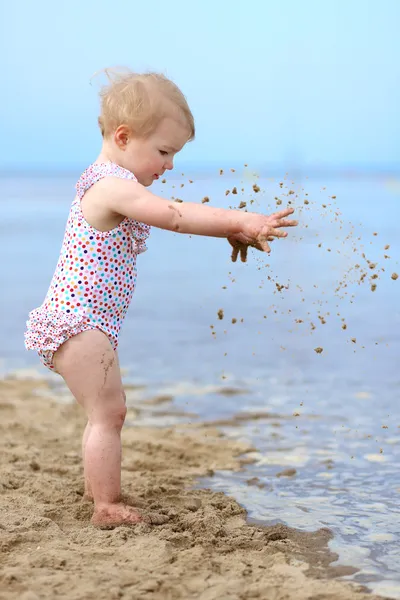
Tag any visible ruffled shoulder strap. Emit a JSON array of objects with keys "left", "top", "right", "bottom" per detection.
[{"left": 75, "top": 162, "right": 137, "bottom": 199}]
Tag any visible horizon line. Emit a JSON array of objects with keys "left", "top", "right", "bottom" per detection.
[{"left": 1, "top": 162, "right": 400, "bottom": 179}]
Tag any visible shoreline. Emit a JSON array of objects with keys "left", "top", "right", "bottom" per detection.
[{"left": 0, "top": 377, "right": 386, "bottom": 600}]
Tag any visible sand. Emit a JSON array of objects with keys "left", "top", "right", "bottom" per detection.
[{"left": 0, "top": 377, "right": 386, "bottom": 600}]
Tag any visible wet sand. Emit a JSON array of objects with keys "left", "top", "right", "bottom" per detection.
[{"left": 0, "top": 377, "right": 387, "bottom": 600}]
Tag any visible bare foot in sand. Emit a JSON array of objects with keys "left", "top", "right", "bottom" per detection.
[{"left": 91, "top": 503, "right": 169, "bottom": 528}]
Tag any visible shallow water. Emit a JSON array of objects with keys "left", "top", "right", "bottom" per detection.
[{"left": 1, "top": 171, "right": 399, "bottom": 596}]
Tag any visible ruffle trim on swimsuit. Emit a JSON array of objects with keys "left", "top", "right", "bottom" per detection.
[{"left": 24, "top": 307, "right": 93, "bottom": 353}]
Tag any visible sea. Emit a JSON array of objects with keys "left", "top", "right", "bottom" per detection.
[{"left": 0, "top": 168, "right": 399, "bottom": 597}]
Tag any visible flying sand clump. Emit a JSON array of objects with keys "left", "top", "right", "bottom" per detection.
[{"left": 158, "top": 167, "right": 397, "bottom": 355}]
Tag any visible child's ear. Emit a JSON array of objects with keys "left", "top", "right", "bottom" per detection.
[{"left": 114, "top": 125, "right": 130, "bottom": 150}]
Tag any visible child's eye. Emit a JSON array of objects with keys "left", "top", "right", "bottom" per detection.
[{"left": 159, "top": 150, "right": 168, "bottom": 156}]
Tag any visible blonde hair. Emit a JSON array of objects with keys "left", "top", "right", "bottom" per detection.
[{"left": 95, "top": 68, "right": 195, "bottom": 140}]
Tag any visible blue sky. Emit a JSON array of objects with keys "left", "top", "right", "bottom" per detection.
[{"left": 1, "top": 0, "right": 399, "bottom": 170}]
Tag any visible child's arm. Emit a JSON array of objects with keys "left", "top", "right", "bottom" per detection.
[
  {"left": 100, "top": 177, "right": 297, "bottom": 251},
  {"left": 101, "top": 177, "right": 245, "bottom": 237}
]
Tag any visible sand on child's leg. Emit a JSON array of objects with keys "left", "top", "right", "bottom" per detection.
[{"left": 53, "top": 329, "right": 168, "bottom": 528}]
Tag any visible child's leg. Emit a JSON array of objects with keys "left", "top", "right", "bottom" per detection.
[
  {"left": 53, "top": 329, "right": 158, "bottom": 527},
  {"left": 81, "top": 349, "right": 124, "bottom": 501},
  {"left": 81, "top": 350, "right": 121, "bottom": 500}
]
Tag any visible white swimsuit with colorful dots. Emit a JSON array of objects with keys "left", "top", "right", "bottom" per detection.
[{"left": 25, "top": 162, "right": 151, "bottom": 371}]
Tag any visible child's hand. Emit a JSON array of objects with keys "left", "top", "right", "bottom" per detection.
[
  {"left": 228, "top": 235, "right": 275, "bottom": 263},
  {"left": 228, "top": 207, "right": 297, "bottom": 262}
]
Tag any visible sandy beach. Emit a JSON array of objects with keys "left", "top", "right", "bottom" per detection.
[{"left": 0, "top": 376, "right": 387, "bottom": 600}]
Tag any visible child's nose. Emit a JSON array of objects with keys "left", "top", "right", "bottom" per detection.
[{"left": 165, "top": 158, "right": 174, "bottom": 170}]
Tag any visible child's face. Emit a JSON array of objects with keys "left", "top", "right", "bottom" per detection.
[{"left": 124, "top": 117, "right": 190, "bottom": 186}]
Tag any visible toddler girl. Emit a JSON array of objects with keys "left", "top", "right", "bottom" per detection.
[{"left": 25, "top": 69, "right": 297, "bottom": 527}]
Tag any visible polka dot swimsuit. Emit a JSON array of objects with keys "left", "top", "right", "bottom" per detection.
[{"left": 24, "top": 162, "right": 151, "bottom": 371}]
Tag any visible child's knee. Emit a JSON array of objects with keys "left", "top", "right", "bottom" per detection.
[
  {"left": 91, "top": 390, "right": 127, "bottom": 429},
  {"left": 111, "top": 401, "right": 127, "bottom": 430}
]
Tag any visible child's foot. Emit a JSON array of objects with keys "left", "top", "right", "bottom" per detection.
[{"left": 91, "top": 503, "right": 169, "bottom": 528}]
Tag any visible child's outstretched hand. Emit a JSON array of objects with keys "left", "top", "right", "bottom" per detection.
[{"left": 228, "top": 207, "right": 297, "bottom": 262}]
